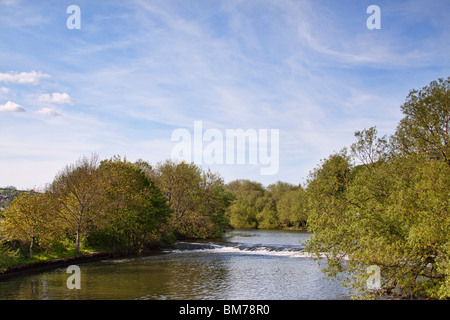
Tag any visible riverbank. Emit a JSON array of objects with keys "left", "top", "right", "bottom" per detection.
[
  {"left": 0, "top": 248, "right": 169, "bottom": 281},
  {"left": 0, "top": 251, "right": 112, "bottom": 280}
]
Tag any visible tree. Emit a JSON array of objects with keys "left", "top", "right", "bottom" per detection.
[
  {"left": 401, "top": 156, "right": 449, "bottom": 298},
  {"left": 345, "top": 153, "right": 449, "bottom": 298},
  {"left": 151, "top": 161, "right": 202, "bottom": 225},
  {"left": 48, "top": 154, "right": 102, "bottom": 252},
  {"left": 226, "top": 180, "right": 266, "bottom": 229},
  {"left": 277, "top": 187, "right": 308, "bottom": 228},
  {"left": 266, "top": 181, "right": 295, "bottom": 202},
  {"left": 351, "top": 127, "right": 389, "bottom": 168},
  {"left": 195, "top": 169, "right": 232, "bottom": 237},
  {"left": 306, "top": 116, "right": 450, "bottom": 298},
  {"left": 90, "top": 157, "right": 172, "bottom": 251},
  {"left": 305, "top": 150, "right": 353, "bottom": 274},
  {"left": 256, "top": 195, "right": 279, "bottom": 229},
  {"left": 393, "top": 77, "right": 450, "bottom": 163},
  {"left": 2, "top": 192, "right": 55, "bottom": 258},
  {"left": 152, "top": 160, "right": 230, "bottom": 239}
]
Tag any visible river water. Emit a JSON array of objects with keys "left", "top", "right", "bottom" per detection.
[{"left": 0, "top": 230, "right": 353, "bottom": 300}]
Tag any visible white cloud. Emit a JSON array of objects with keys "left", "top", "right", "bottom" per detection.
[
  {"left": 0, "top": 101, "right": 26, "bottom": 112},
  {"left": 36, "top": 107, "right": 61, "bottom": 117},
  {"left": 0, "top": 70, "right": 50, "bottom": 85},
  {"left": 38, "top": 92, "right": 75, "bottom": 105},
  {"left": 0, "top": 87, "right": 10, "bottom": 94}
]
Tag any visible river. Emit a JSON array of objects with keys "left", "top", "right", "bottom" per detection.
[{"left": 0, "top": 230, "right": 353, "bottom": 300}]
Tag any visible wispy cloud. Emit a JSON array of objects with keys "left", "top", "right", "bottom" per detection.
[{"left": 36, "top": 107, "right": 61, "bottom": 117}]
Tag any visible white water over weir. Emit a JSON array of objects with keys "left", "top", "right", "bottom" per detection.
[{"left": 171, "top": 241, "right": 314, "bottom": 258}]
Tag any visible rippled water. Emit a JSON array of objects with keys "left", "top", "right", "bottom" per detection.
[{"left": 0, "top": 230, "right": 353, "bottom": 300}]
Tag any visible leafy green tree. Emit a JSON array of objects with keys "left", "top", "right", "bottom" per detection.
[
  {"left": 347, "top": 153, "right": 449, "bottom": 298},
  {"left": 277, "top": 187, "right": 308, "bottom": 228},
  {"left": 393, "top": 77, "right": 450, "bottom": 163},
  {"left": 256, "top": 195, "right": 279, "bottom": 229},
  {"left": 305, "top": 149, "right": 353, "bottom": 271},
  {"left": 306, "top": 120, "right": 450, "bottom": 298},
  {"left": 195, "top": 170, "right": 232, "bottom": 237},
  {"left": 351, "top": 126, "right": 389, "bottom": 167},
  {"left": 151, "top": 161, "right": 202, "bottom": 226},
  {"left": 48, "top": 154, "right": 102, "bottom": 252},
  {"left": 226, "top": 180, "right": 266, "bottom": 229},
  {"left": 152, "top": 160, "right": 230, "bottom": 239},
  {"left": 401, "top": 156, "right": 449, "bottom": 298},
  {"left": 266, "top": 181, "right": 295, "bottom": 202},
  {"left": 1, "top": 192, "right": 56, "bottom": 258},
  {"left": 89, "top": 157, "right": 172, "bottom": 252}
]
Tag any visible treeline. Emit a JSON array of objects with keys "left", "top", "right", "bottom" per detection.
[
  {"left": 0, "top": 157, "right": 307, "bottom": 267},
  {"left": 304, "top": 77, "right": 449, "bottom": 299},
  {"left": 225, "top": 180, "right": 307, "bottom": 230},
  {"left": 0, "top": 157, "right": 232, "bottom": 266}
]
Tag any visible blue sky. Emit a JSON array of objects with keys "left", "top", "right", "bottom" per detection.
[{"left": 0, "top": 0, "right": 449, "bottom": 189}]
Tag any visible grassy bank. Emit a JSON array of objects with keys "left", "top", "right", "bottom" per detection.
[
  {"left": 0, "top": 241, "right": 102, "bottom": 274},
  {"left": 0, "top": 250, "right": 113, "bottom": 281}
]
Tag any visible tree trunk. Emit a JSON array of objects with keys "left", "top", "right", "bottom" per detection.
[
  {"left": 75, "top": 229, "right": 81, "bottom": 252},
  {"left": 29, "top": 237, "right": 34, "bottom": 258}
]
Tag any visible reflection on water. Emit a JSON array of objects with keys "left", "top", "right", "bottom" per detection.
[{"left": 0, "top": 230, "right": 353, "bottom": 300}]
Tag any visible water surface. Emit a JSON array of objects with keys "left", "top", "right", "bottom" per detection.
[{"left": 0, "top": 230, "right": 353, "bottom": 300}]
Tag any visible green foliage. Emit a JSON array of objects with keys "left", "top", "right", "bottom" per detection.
[
  {"left": 393, "top": 77, "right": 450, "bottom": 163},
  {"left": 48, "top": 154, "right": 102, "bottom": 252},
  {"left": 305, "top": 77, "right": 450, "bottom": 299},
  {"left": 225, "top": 180, "right": 307, "bottom": 230},
  {"left": 226, "top": 180, "right": 265, "bottom": 229},
  {"left": 87, "top": 157, "right": 172, "bottom": 252},
  {"left": 256, "top": 198, "right": 279, "bottom": 229},
  {"left": 0, "top": 155, "right": 175, "bottom": 263},
  {"left": 151, "top": 160, "right": 230, "bottom": 239},
  {"left": 1, "top": 192, "right": 59, "bottom": 258},
  {"left": 277, "top": 188, "right": 308, "bottom": 228},
  {"left": 0, "top": 239, "right": 20, "bottom": 272}
]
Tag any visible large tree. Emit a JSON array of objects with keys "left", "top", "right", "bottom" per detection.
[
  {"left": 305, "top": 78, "right": 450, "bottom": 299},
  {"left": 151, "top": 160, "right": 230, "bottom": 239},
  {"left": 90, "top": 157, "right": 172, "bottom": 251},
  {"left": 2, "top": 192, "right": 55, "bottom": 258},
  {"left": 48, "top": 154, "right": 102, "bottom": 252},
  {"left": 277, "top": 187, "right": 308, "bottom": 228},
  {"left": 393, "top": 77, "right": 450, "bottom": 163},
  {"left": 226, "top": 180, "right": 267, "bottom": 229}
]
